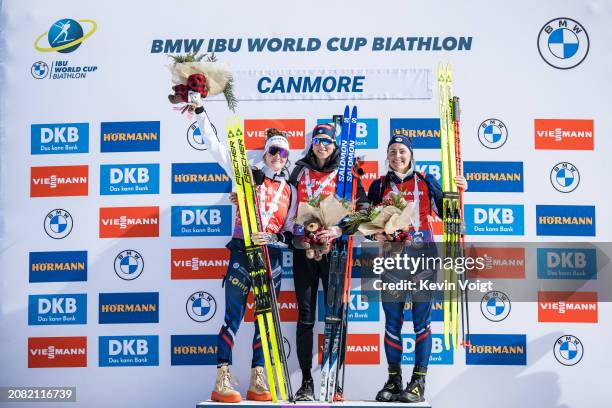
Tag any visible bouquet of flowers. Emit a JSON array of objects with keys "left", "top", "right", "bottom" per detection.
[
  {"left": 351, "top": 193, "right": 417, "bottom": 242},
  {"left": 167, "top": 53, "right": 237, "bottom": 113},
  {"left": 295, "top": 195, "right": 350, "bottom": 260}
]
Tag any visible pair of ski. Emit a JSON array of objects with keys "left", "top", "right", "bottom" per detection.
[
  {"left": 319, "top": 105, "right": 359, "bottom": 402},
  {"left": 225, "top": 117, "right": 292, "bottom": 402},
  {"left": 438, "top": 63, "right": 471, "bottom": 350}
]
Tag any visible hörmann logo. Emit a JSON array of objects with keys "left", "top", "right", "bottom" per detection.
[
  {"left": 28, "top": 294, "right": 87, "bottom": 326},
  {"left": 244, "top": 119, "right": 305, "bottom": 149},
  {"left": 99, "top": 207, "right": 160, "bottom": 238},
  {"left": 30, "top": 165, "right": 88, "bottom": 197},
  {"left": 99, "top": 335, "right": 159, "bottom": 367},
  {"left": 171, "top": 248, "right": 229, "bottom": 279},
  {"left": 538, "top": 291, "right": 598, "bottom": 323},
  {"left": 536, "top": 205, "right": 595, "bottom": 236},
  {"left": 537, "top": 248, "right": 597, "bottom": 280},
  {"left": 100, "top": 164, "right": 159, "bottom": 195},
  {"left": 171, "top": 163, "right": 231, "bottom": 194},
  {"left": 170, "top": 335, "right": 217, "bottom": 366},
  {"left": 534, "top": 119, "right": 594, "bottom": 150},
  {"left": 390, "top": 119, "right": 440, "bottom": 148},
  {"left": 463, "top": 162, "right": 523, "bottom": 192},
  {"left": 100, "top": 121, "right": 160, "bottom": 152},
  {"left": 28, "top": 336, "right": 87, "bottom": 368},
  {"left": 29, "top": 251, "right": 87, "bottom": 283},
  {"left": 98, "top": 292, "right": 159, "bottom": 324},
  {"left": 465, "top": 334, "right": 527, "bottom": 365},
  {"left": 31, "top": 123, "right": 88, "bottom": 154}
]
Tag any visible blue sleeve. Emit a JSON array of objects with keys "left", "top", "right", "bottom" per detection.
[
  {"left": 424, "top": 173, "right": 443, "bottom": 217},
  {"left": 367, "top": 178, "right": 382, "bottom": 206}
]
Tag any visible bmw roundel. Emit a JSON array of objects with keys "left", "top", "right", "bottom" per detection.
[
  {"left": 538, "top": 18, "right": 589, "bottom": 69},
  {"left": 480, "top": 291, "right": 511, "bottom": 322},
  {"left": 114, "top": 250, "right": 144, "bottom": 280},
  {"left": 550, "top": 162, "right": 580, "bottom": 193},
  {"left": 186, "top": 291, "right": 217, "bottom": 322},
  {"left": 553, "top": 335, "right": 583, "bottom": 366},
  {"left": 44, "top": 209, "right": 73, "bottom": 239}
]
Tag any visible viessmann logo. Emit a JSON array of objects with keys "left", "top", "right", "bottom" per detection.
[
  {"left": 318, "top": 334, "right": 380, "bottom": 365},
  {"left": 170, "top": 248, "right": 230, "bottom": 279},
  {"left": 465, "top": 246, "right": 525, "bottom": 279},
  {"left": 30, "top": 165, "right": 88, "bottom": 197},
  {"left": 244, "top": 119, "right": 305, "bottom": 149},
  {"left": 538, "top": 291, "right": 598, "bottom": 323},
  {"left": 99, "top": 207, "right": 160, "bottom": 238},
  {"left": 534, "top": 119, "right": 594, "bottom": 150},
  {"left": 28, "top": 336, "right": 87, "bottom": 368},
  {"left": 245, "top": 291, "right": 298, "bottom": 322}
]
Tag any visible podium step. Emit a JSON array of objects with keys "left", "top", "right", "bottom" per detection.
[{"left": 197, "top": 400, "right": 431, "bottom": 408}]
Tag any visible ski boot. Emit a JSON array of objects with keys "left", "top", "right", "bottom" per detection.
[
  {"left": 333, "top": 385, "right": 344, "bottom": 402},
  {"left": 246, "top": 366, "right": 271, "bottom": 401},
  {"left": 375, "top": 374, "right": 403, "bottom": 402},
  {"left": 211, "top": 364, "right": 241, "bottom": 403},
  {"left": 399, "top": 375, "right": 426, "bottom": 403},
  {"left": 294, "top": 377, "right": 315, "bottom": 401}
]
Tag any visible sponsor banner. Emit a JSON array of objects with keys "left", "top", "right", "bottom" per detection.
[
  {"left": 100, "top": 121, "right": 160, "bottom": 152},
  {"left": 534, "top": 119, "right": 594, "bottom": 150},
  {"left": 390, "top": 118, "right": 439, "bottom": 148},
  {"left": 171, "top": 163, "right": 231, "bottom": 194},
  {"left": 280, "top": 248, "right": 293, "bottom": 279},
  {"left": 415, "top": 161, "right": 442, "bottom": 185},
  {"left": 170, "top": 335, "right": 217, "bottom": 366},
  {"left": 402, "top": 334, "right": 453, "bottom": 365},
  {"left": 358, "top": 160, "right": 379, "bottom": 191},
  {"left": 317, "top": 290, "right": 380, "bottom": 322},
  {"left": 466, "top": 247, "right": 525, "bottom": 279},
  {"left": 318, "top": 118, "right": 379, "bottom": 149},
  {"left": 245, "top": 291, "right": 297, "bottom": 322},
  {"left": 171, "top": 205, "right": 232, "bottom": 237},
  {"left": 99, "top": 336, "right": 159, "bottom": 367},
  {"left": 538, "top": 291, "right": 598, "bottom": 323},
  {"left": 29, "top": 251, "right": 87, "bottom": 282},
  {"left": 244, "top": 119, "right": 305, "bottom": 149},
  {"left": 537, "top": 248, "right": 597, "bottom": 280},
  {"left": 31, "top": 123, "right": 88, "bottom": 154},
  {"left": 463, "top": 161, "right": 523, "bottom": 192},
  {"left": 30, "top": 165, "right": 88, "bottom": 197},
  {"left": 171, "top": 248, "right": 230, "bottom": 279},
  {"left": 466, "top": 334, "right": 527, "bottom": 365},
  {"left": 28, "top": 336, "right": 87, "bottom": 368},
  {"left": 98, "top": 292, "right": 159, "bottom": 324},
  {"left": 404, "top": 291, "right": 444, "bottom": 322},
  {"left": 99, "top": 206, "right": 160, "bottom": 238},
  {"left": 216, "top": 68, "right": 431, "bottom": 100},
  {"left": 318, "top": 333, "right": 380, "bottom": 365},
  {"left": 100, "top": 164, "right": 159, "bottom": 195},
  {"left": 465, "top": 204, "right": 524, "bottom": 235},
  {"left": 28, "top": 294, "right": 87, "bottom": 325},
  {"left": 536, "top": 205, "right": 596, "bottom": 236}
]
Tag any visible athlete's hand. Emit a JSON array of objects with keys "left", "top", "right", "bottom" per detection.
[
  {"left": 188, "top": 90, "right": 203, "bottom": 108},
  {"left": 229, "top": 192, "right": 238, "bottom": 205},
  {"left": 455, "top": 175, "right": 468, "bottom": 191},
  {"left": 316, "top": 226, "right": 342, "bottom": 242},
  {"left": 373, "top": 232, "right": 387, "bottom": 242},
  {"left": 251, "top": 232, "right": 278, "bottom": 246}
]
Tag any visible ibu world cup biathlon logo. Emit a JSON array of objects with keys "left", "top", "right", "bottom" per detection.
[
  {"left": 31, "top": 61, "right": 49, "bottom": 79},
  {"left": 553, "top": 335, "right": 583, "bottom": 366},
  {"left": 35, "top": 18, "right": 97, "bottom": 54},
  {"left": 114, "top": 250, "right": 144, "bottom": 280},
  {"left": 187, "top": 121, "right": 207, "bottom": 151},
  {"left": 186, "top": 291, "right": 217, "bottom": 322},
  {"left": 44, "top": 209, "right": 73, "bottom": 239},
  {"left": 478, "top": 118, "right": 508, "bottom": 149},
  {"left": 480, "top": 291, "right": 511, "bottom": 322},
  {"left": 550, "top": 162, "right": 580, "bottom": 193},
  {"left": 538, "top": 18, "right": 589, "bottom": 69}
]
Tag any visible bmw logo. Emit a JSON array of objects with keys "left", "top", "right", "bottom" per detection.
[
  {"left": 550, "top": 162, "right": 580, "bottom": 193},
  {"left": 114, "top": 250, "right": 144, "bottom": 280},
  {"left": 186, "top": 291, "right": 217, "bottom": 322},
  {"left": 187, "top": 121, "right": 208, "bottom": 151},
  {"left": 538, "top": 18, "right": 589, "bottom": 69},
  {"left": 31, "top": 61, "right": 49, "bottom": 79},
  {"left": 44, "top": 209, "right": 73, "bottom": 239},
  {"left": 553, "top": 335, "right": 583, "bottom": 366},
  {"left": 478, "top": 118, "right": 508, "bottom": 149},
  {"left": 480, "top": 291, "right": 511, "bottom": 322}
]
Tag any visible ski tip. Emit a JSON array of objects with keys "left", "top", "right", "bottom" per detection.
[{"left": 351, "top": 105, "right": 357, "bottom": 117}]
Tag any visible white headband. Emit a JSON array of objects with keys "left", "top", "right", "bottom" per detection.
[{"left": 264, "top": 135, "right": 290, "bottom": 153}]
